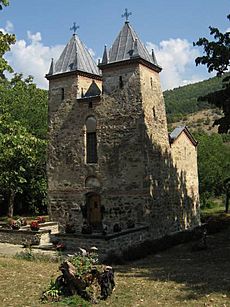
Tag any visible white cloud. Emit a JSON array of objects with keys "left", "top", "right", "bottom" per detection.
[
  {"left": 3, "top": 21, "right": 208, "bottom": 91},
  {"left": 27, "top": 31, "right": 42, "bottom": 43},
  {"left": 0, "top": 20, "right": 14, "bottom": 34},
  {"left": 146, "top": 38, "right": 203, "bottom": 90},
  {"left": 5, "top": 27, "right": 64, "bottom": 89},
  {"left": 5, "top": 20, "right": 14, "bottom": 33},
  {"left": 4, "top": 25, "right": 99, "bottom": 89}
]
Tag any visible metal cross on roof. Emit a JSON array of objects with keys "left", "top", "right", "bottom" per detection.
[
  {"left": 70, "top": 22, "right": 79, "bottom": 34},
  {"left": 122, "top": 8, "right": 132, "bottom": 22}
]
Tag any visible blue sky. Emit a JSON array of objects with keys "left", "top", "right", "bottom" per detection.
[{"left": 1, "top": 0, "right": 229, "bottom": 90}]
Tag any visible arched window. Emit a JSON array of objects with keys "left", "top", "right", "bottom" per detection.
[
  {"left": 86, "top": 116, "right": 97, "bottom": 163},
  {"left": 85, "top": 176, "right": 101, "bottom": 188}
]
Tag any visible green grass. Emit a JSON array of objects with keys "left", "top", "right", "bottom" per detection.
[
  {"left": 201, "top": 197, "right": 227, "bottom": 216},
  {"left": 0, "top": 257, "right": 57, "bottom": 307},
  {"left": 0, "top": 215, "right": 229, "bottom": 306}
]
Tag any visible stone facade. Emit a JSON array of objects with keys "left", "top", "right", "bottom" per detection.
[
  {"left": 52, "top": 225, "right": 149, "bottom": 258},
  {"left": 46, "top": 21, "right": 200, "bottom": 255}
]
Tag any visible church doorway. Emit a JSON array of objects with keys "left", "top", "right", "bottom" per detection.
[{"left": 85, "top": 193, "right": 102, "bottom": 230}]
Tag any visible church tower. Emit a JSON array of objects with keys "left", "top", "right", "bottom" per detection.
[
  {"left": 46, "top": 30, "right": 102, "bottom": 231},
  {"left": 99, "top": 18, "right": 169, "bottom": 148}
]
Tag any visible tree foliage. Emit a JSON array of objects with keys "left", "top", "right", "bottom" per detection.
[
  {"left": 164, "top": 75, "right": 224, "bottom": 123},
  {"left": 194, "top": 14, "right": 230, "bottom": 133},
  {"left": 0, "top": 115, "right": 47, "bottom": 217},
  {"left": 0, "top": 0, "right": 9, "bottom": 10},
  {"left": 0, "top": 2, "right": 48, "bottom": 216},
  {"left": 0, "top": 76, "right": 48, "bottom": 216},
  {"left": 0, "top": 74, "right": 48, "bottom": 139},
  {"left": 0, "top": 0, "right": 15, "bottom": 76},
  {"left": 193, "top": 132, "right": 230, "bottom": 200}
]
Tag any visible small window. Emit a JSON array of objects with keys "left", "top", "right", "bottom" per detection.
[
  {"left": 87, "top": 132, "right": 97, "bottom": 163},
  {"left": 81, "top": 88, "right": 84, "bottom": 98},
  {"left": 61, "top": 88, "right": 64, "bottom": 100},
  {"left": 86, "top": 116, "right": 97, "bottom": 163},
  {"left": 88, "top": 101, "right": 93, "bottom": 109},
  {"left": 119, "top": 76, "right": 123, "bottom": 89},
  {"left": 153, "top": 107, "right": 156, "bottom": 120},
  {"left": 150, "top": 77, "right": 153, "bottom": 88}
]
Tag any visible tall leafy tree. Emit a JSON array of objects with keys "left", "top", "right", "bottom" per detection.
[
  {"left": 0, "top": 75, "right": 48, "bottom": 216},
  {"left": 194, "top": 132, "right": 230, "bottom": 212},
  {"left": 194, "top": 14, "right": 230, "bottom": 133},
  {"left": 0, "top": 1, "right": 48, "bottom": 216},
  {"left": 0, "top": 115, "right": 46, "bottom": 217}
]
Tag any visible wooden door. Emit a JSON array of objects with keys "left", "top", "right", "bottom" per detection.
[{"left": 87, "top": 194, "right": 101, "bottom": 226}]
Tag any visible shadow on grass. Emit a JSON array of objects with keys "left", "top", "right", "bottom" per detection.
[{"left": 115, "top": 224, "right": 230, "bottom": 302}]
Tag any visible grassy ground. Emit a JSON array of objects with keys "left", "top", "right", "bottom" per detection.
[
  {"left": 201, "top": 197, "right": 226, "bottom": 216},
  {"left": 0, "top": 215, "right": 229, "bottom": 307},
  {"left": 0, "top": 256, "right": 57, "bottom": 307},
  {"left": 99, "top": 224, "right": 230, "bottom": 307}
]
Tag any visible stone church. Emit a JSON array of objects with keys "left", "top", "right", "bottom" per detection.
[{"left": 46, "top": 17, "right": 200, "bottom": 254}]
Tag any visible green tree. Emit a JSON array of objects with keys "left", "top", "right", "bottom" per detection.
[
  {"left": 194, "top": 132, "right": 230, "bottom": 211},
  {"left": 0, "top": 74, "right": 48, "bottom": 139},
  {"left": 0, "top": 1, "right": 48, "bottom": 216},
  {"left": 0, "top": 115, "right": 46, "bottom": 217},
  {"left": 0, "top": 0, "right": 9, "bottom": 10},
  {"left": 0, "top": 0, "right": 16, "bottom": 77},
  {"left": 194, "top": 14, "right": 230, "bottom": 133}
]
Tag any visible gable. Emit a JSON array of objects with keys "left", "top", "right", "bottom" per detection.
[{"left": 169, "top": 126, "right": 197, "bottom": 147}]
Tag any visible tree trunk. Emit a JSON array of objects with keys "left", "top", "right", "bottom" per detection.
[
  {"left": 8, "top": 189, "right": 15, "bottom": 218},
  {"left": 225, "top": 192, "right": 229, "bottom": 214}
]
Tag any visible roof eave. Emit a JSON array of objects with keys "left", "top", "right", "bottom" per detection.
[
  {"left": 77, "top": 95, "right": 101, "bottom": 103},
  {"left": 98, "top": 57, "right": 162, "bottom": 73},
  {"left": 45, "top": 69, "right": 102, "bottom": 81}
]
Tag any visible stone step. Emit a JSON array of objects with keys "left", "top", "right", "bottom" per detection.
[{"left": 33, "top": 243, "right": 55, "bottom": 251}]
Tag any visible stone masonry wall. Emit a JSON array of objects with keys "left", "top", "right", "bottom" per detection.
[
  {"left": 139, "top": 65, "right": 169, "bottom": 149},
  {"left": 52, "top": 225, "right": 149, "bottom": 258},
  {"left": 170, "top": 132, "right": 200, "bottom": 228},
  {"left": 0, "top": 229, "right": 50, "bottom": 245},
  {"left": 47, "top": 60, "right": 200, "bottom": 241}
]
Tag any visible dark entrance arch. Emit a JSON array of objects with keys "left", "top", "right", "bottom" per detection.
[{"left": 85, "top": 192, "right": 102, "bottom": 231}]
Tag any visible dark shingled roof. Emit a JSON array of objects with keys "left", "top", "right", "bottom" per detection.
[
  {"left": 106, "top": 22, "right": 159, "bottom": 67},
  {"left": 48, "top": 34, "right": 100, "bottom": 76}
]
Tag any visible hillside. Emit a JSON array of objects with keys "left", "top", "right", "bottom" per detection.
[
  {"left": 168, "top": 108, "right": 222, "bottom": 134},
  {"left": 163, "top": 75, "right": 226, "bottom": 123}
]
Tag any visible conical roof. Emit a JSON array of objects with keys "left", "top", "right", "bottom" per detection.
[
  {"left": 48, "top": 34, "right": 100, "bottom": 76},
  {"left": 107, "top": 22, "right": 159, "bottom": 67}
]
